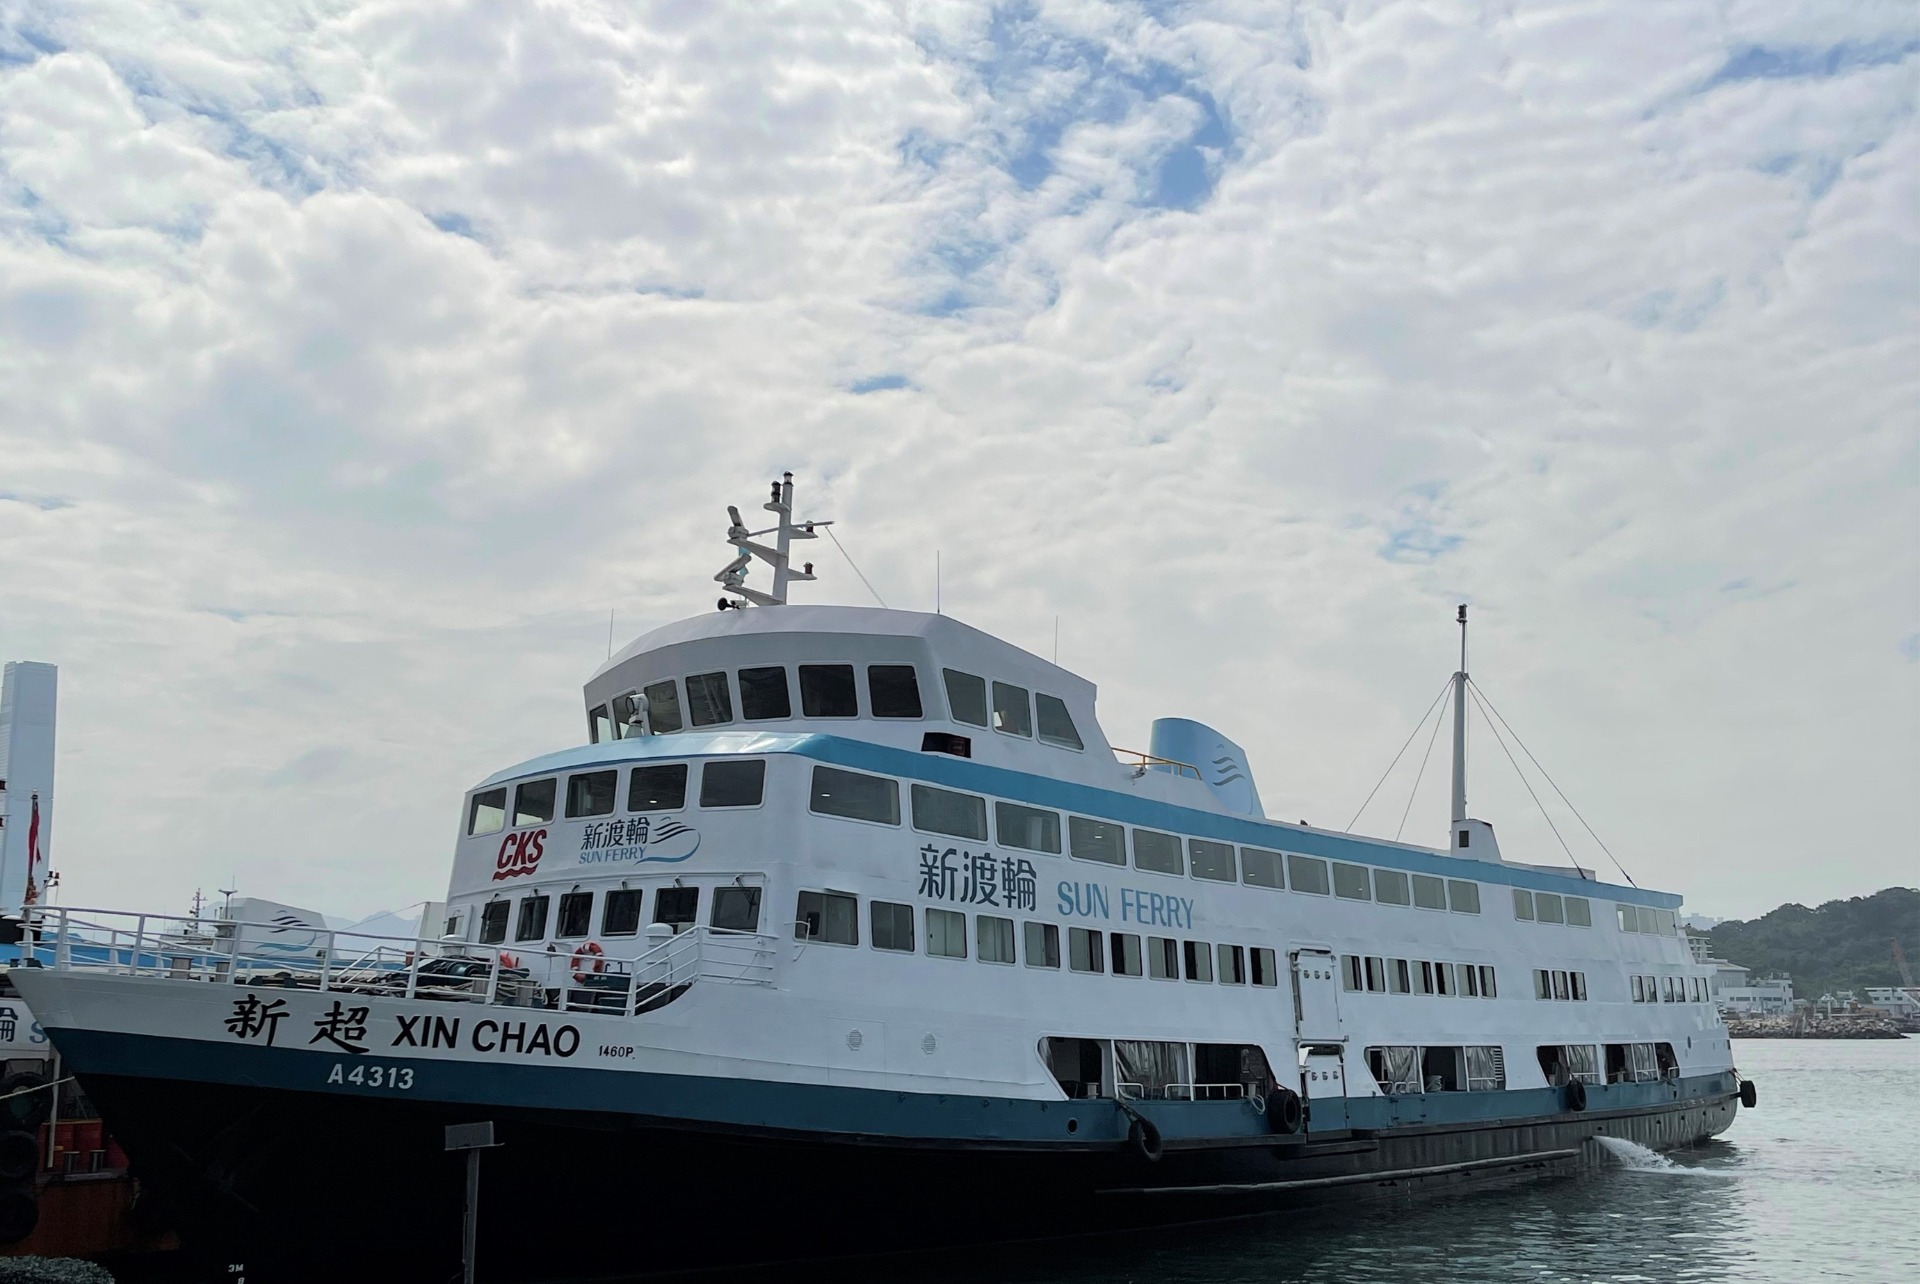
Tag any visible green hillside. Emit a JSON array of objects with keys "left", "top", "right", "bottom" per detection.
[{"left": 1702, "top": 887, "right": 1920, "bottom": 1002}]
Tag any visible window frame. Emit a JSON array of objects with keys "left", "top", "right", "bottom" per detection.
[
  {"left": 1023, "top": 921, "right": 1061, "bottom": 969},
  {"left": 943, "top": 669, "right": 989, "bottom": 727},
  {"left": 794, "top": 890, "right": 859, "bottom": 946},
  {"left": 641, "top": 680, "right": 682, "bottom": 734},
  {"left": 564, "top": 770, "right": 618, "bottom": 820},
  {"left": 698, "top": 758, "right": 767, "bottom": 809},
  {"left": 627, "top": 763, "right": 690, "bottom": 813},
  {"left": 601, "top": 888, "right": 644, "bottom": 937},
  {"left": 910, "top": 782, "right": 988, "bottom": 840},
  {"left": 684, "top": 670, "right": 735, "bottom": 727},
  {"left": 1131, "top": 828, "right": 1184, "bottom": 877},
  {"left": 1068, "top": 926, "right": 1105, "bottom": 974},
  {"left": 652, "top": 886, "right": 700, "bottom": 934},
  {"left": 554, "top": 890, "right": 593, "bottom": 939},
  {"left": 809, "top": 765, "right": 901, "bottom": 826},
  {"left": 514, "top": 894, "right": 550, "bottom": 943},
  {"left": 1189, "top": 838, "right": 1236, "bottom": 883},
  {"left": 870, "top": 900, "right": 916, "bottom": 953},
  {"left": 990, "top": 681, "right": 1033, "bottom": 738},
  {"left": 867, "top": 664, "right": 924, "bottom": 719},
  {"left": 1241, "top": 847, "right": 1285, "bottom": 890},
  {"left": 1287, "top": 854, "right": 1331, "bottom": 896},
  {"left": 467, "top": 788, "right": 507, "bottom": 837},
  {"left": 1033, "top": 693, "right": 1084, "bottom": 751},
  {"left": 925, "top": 907, "right": 968, "bottom": 960},
  {"left": 710, "top": 885, "right": 762, "bottom": 933},
  {"left": 977, "top": 914, "right": 1016, "bottom": 964},
  {"left": 995, "top": 800, "right": 1062, "bottom": 854},
  {"left": 797, "top": 664, "right": 860, "bottom": 719},
  {"left": 1332, "top": 862, "right": 1372, "bottom": 901},
  {"left": 512, "top": 778, "right": 556, "bottom": 829},
  {"left": 1067, "top": 816, "right": 1126, "bottom": 866},
  {"left": 478, "top": 900, "right": 509, "bottom": 945},
  {"left": 737, "top": 665, "right": 793, "bottom": 721}
]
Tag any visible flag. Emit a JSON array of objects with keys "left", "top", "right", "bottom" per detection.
[{"left": 23, "top": 793, "right": 40, "bottom": 905}]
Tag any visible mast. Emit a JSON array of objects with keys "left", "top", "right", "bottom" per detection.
[
  {"left": 1450, "top": 604, "right": 1468, "bottom": 826},
  {"left": 715, "top": 473, "right": 821, "bottom": 608}
]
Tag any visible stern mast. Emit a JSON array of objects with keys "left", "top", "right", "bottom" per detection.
[{"left": 1450, "top": 604, "right": 1468, "bottom": 827}]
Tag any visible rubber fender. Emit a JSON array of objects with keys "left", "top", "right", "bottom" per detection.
[
  {"left": 1266, "top": 1086, "right": 1304, "bottom": 1135},
  {"left": 0, "top": 1131, "right": 37, "bottom": 1184},
  {"left": 1565, "top": 1079, "right": 1588, "bottom": 1112},
  {"left": 1128, "top": 1116, "right": 1164, "bottom": 1163},
  {"left": 0, "top": 1187, "right": 36, "bottom": 1243},
  {"left": 0, "top": 1075, "right": 49, "bottom": 1130},
  {"left": 1739, "top": 1079, "right": 1757, "bottom": 1109}
]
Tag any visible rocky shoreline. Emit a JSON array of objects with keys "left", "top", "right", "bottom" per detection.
[{"left": 1726, "top": 1015, "right": 1908, "bottom": 1039}]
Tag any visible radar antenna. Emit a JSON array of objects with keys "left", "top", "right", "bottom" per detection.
[{"left": 714, "top": 473, "right": 826, "bottom": 609}]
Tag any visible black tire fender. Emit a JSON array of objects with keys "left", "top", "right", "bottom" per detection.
[
  {"left": 0, "top": 1131, "right": 37, "bottom": 1184},
  {"left": 1128, "top": 1115, "right": 1164, "bottom": 1163},
  {"left": 0, "top": 1187, "right": 37, "bottom": 1244},
  {"left": 1565, "top": 1079, "right": 1588, "bottom": 1112},
  {"left": 1266, "top": 1086, "right": 1304, "bottom": 1135},
  {"left": 1739, "top": 1079, "right": 1757, "bottom": 1109}
]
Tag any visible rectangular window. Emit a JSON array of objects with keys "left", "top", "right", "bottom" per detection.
[
  {"left": 1656, "top": 909, "right": 1677, "bottom": 936},
  {"left": 738, "top": 666, "right": 792, "bottom": 720},
  {"left": 991, "top": 682, "right": 1032, "bottom": 737},
  {"left": 1219, "top": 944, "right": 1247, "bottom": 985},
  {"left": 1460, "top": 963, "right": 1480, "bottom": 997},
  {"left": 1411, "top": 874, "right": 1447, "bottom": 910},
  {"left": 1390, "top": 959, "right": 1411, "bottom": 994},
  {"left": 867, "top": 665, "right": 923, "bottom": 718},
  {"left": 467, "top": 788, "right": 506, "bottom": 836},
  {"left": 1553, "top": 970, "right": 1570, "bottom": 1001},
  {"left": 1447, "top": 880, "right": 1481, "bottom": 914},
  {"left": 514, "top": 894, "right": 549, "bottom": 942},
  {"left": 1024, "top": 921, "right": 1060, "bottom": 969},
  {"left": 711, "top": 887, "right": 761, "bottom": 932},
  {"left": 810, "top": 765, "right": 900, "bottom": 825},
  {"left": 642, "top": 680, "right": 682, "bottom": 734},
  {"left": 1373, "top": 869, "right": 1410, "bottom": 905},
  {"left": 513, "top": 779, "right": 556, "bottom": 828},
  {"left": 1536, "top": 969, "right": 1552, "bottom": 1000},
  {"left": 628, "top": 764, "right": 688, "bottom": 812},
  {"left": 1631, "top": 975, "right": 1646, "bottom": 1003},
  {"left": 1288, "top": 854, "right": 1331, "bottom": 895},
  {"left": 996, "top": 801, "right": 1062, "bottom": 854},
  {"left": 1364, "top": 956, "right": 1385, "bottom": 992},
  {"left": 870, "top": 900, "right": 915, "bottom": 952},
  {"left": 795, "top": 891, "right": 858, "bottom": 945},
  {"left": 685, "top": 671, "right": 733, "bottom": 727},
  {"left": 911, "top": 783, "right": 987, "bottom": 839},
  {"left": 1068, "top": 816, "right": 1126, "bottom": 865},
  {"left": 610, "top": 691, "right": 642, "bottom": 738},
  {"left": 555, "top": 891, "right": 592, "bottom": 938},
  {"left": 478, "top": 900, "right": 509, "bottom": 944},
  {"left": 1617, "top": 904, "right": 1636, "bottom": 932},
  {"left": 1466, "top": 1045, "right": 1506, "bottom": 1091},
  {"left": 699, "top": 759, "right": 765, "bottom": 808},
  {"left": 589, "top": 705, "right": 612, "bottom": 745},
  {"left": 1332, "top": 862, "right": 1372, "bottom": 900},
  {"left": 1252, "top": 947, "right": 1279, "bottom": 987},
  {"left": 943, "top": 669, "right": 989, "bottom": 726},
  {"left": 1565, "top": 896, "right": 1592, "bottom": 927},
  {"left": 1068, "top": 927, "right": 1104, "bottom": 973},
  {"left": 1110, "top": 932, "right": 1144, "bottom": 977},
  {"left": 602, "top": 889, "right": 643, "bottom": 936},
  {"left": 1536, "top": 893, "right": 1565, "bottom": 924},
  {"left": 1184, "top": 940, "right": 1215, "bottom": 983},
  {"left": 1148, "top": 936, "right": 1179, "bottom": 980},
  {"left": 1241, "top": 847, "right": 1285, "bottom": 889},
  {"left": 977, "top": 914, "right": 1016, "bottom": 964},
  {"left": 926, "top": 908, "right": 967, "bottom": 958},
  {"left": 565, "top": 770, "right": 617, "bottom": 819},
  {"left": 1479, "top": 965, "right": 1497, "bottom": 998},
  {"left": 1132, "top": 829, "right": 1184, "bottom": 875},
  {"left": 1435, "top": 961, "right": 1454, "bottom": 996},
  {"left": 1189, "top": 839, "right": 1236, "bottom": 883},
  {"left": 798, "top": 664, "right": 858, "bottom": 718},
  {"left": 1034, "top": 693, "right": 1084, "bottom": 750},
  {"left": 1570, "top": 971, "right": 1588, "bottom": 1002},
  {"left": 1342, "top": 954, "right": 1363, "bottom": 991},
  {"left": 1415, "top": 961, "right": 1434, "bottom": 995},
  {"left": 653, "top": 887, "right": 699, "bottom": 933},
  {"left": 1513, "top": 889, "right": 1535, "bottom": 921},
  {"left": 1662, "top": 976, "right": 1676, "bottom": 1002},
  {"left": 1637, "top": 905, "right": 1660, "bottom": 934}
]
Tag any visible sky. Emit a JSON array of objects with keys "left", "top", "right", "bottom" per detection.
[{"left": 0, "top": 0, "right": 1914, "bottom": 923}]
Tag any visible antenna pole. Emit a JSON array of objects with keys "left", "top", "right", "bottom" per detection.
[
  {"left": 1451, "top": 604, "right": 1468, "bottom": 827},
  {"left": 771, "top": 473, "right": 794, "bottom": 605}
]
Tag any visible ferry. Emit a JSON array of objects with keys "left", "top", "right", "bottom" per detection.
[{"left": 10, "top": 476, "right": 1755, "bottom": 1280}]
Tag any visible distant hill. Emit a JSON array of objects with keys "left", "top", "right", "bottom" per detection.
[{"left": 1702, "top": 887, "right": 1920, "bottom": 1001}]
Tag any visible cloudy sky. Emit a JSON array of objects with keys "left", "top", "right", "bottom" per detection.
[{"left": 1, "top": 0, "right": 1914, "bottom": 923}]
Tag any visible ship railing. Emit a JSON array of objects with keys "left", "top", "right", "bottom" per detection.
[
  {"left": 1163, "top": 1082, "right": 1248, "bottom": 1102},
  {"left": 1111, "top": 748, "right": 1202, "bottom": 781}
]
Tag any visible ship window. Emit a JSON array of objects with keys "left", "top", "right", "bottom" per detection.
[
  {"left": 513, "top": 779, "right": 556, "bottom": 828},
  {"left": 1415, "top": 961, "right": 1434, "bottom": 995},
  {"left": 810, "top": 766, "right": 900, "bottom": 825},
  {"left": 737, "top": 666, "right": 792, "bottom": 720},
  {"left": 1035, "top": 694, "right": 1084, "bottom": 750},
  {"left": 1024, "top": 921, "right": 1060, "bottom": 969},
  {"left": 1553, "top": 970, "right": 1570, "bottom": 1001},
  {"left": 1447, "top": 880, "right": 1481, "bottom": 914},
  {"left": 1062, "top": 927, "right": 1102, "bottom": 973},
  {"left": 555, "top": 892, "right": 592, "bottom": 938},
  {"left": 643, "top": 680, "right": 683, "bottom": 734},
  {"left": 1630, "top": 975, "right": 1645, "bottom": 1003},
  {"left": 1115, "top": 1040, "right": 1189, "bottom": 1101},
  {"left": 1219, "top": 944, "right": 1247, "bottom": 985},
  {"left": 870, "top": 901, "right": 915, "bottom": 952},
  {"left": 1364, "top": 956, "right": 1385, "bottom": 992},
  {"left": 1536, "top": 969, "right": 1552, "bottom": 1000},
  {"left": 991, "top": 682, "right": 1032, "bottom": 737},
  {"left": 1184, "top": 940, "right": 1214, "bottom": 983},
  {"left": 629, "top": 764, "right": 688, "bottom": 812},
  {"left": 1536, "top": 893, "right": 1565, "bottom": 924},
  {"left": 1421, "top": 1046, "right": 1463, "bottom": 1092},
  {"left": 1252, "top": 947, "right": 1278, "bottom": 987},
  {"left": 1513, "top": 889, "right": 1535, "bottom": 920},
  {"left": 1480, "top": 965, "right": 1497, "bottom": 998},
  {"left": 609, "top": 692, "right": 641, "bottom": 738},
  {"left": 868, "top": 665, "right": 923, "bottom": 719},
  {"left": 602, "top": 889, "right": 643, "bottom": 936},
  {"left": 1411, "top": 874, "right": 1446, "bottom": 910},
  {"left": 1241, "top": 847, "right": 1284, "bottom": 889},
  {"left": 1287, "top": 855, "right": 1330, "bottom": 896},
  {"left": 1110, "top": 932, "right": 1144, "bottom": 977},
  {"left": 478, "top": 900, "right": 509, "bottom": 945},
  {"left": 978, "top": 915, "right": 1016, "bottom": 964},
  {"left": 1662, "top": 976, "right": 1676, "bottom": 1002},
  {"left": 1467, "top": 1046, "right": 1506, "bottom": 1091},
  {"left": 1068, "top": 817, "right": 1126, "bottom": 865},
  {"left": 798, "top": 664, "right": 858, "bottom": 718},
  {"left": 926, "top": 909, "right": 966, "bottom": 958},
  {"left": 943, "top": 669, "right": 989, "bottom": 727},
  {"left": 795, "top": 891, "right": 857, "bottom": 945},
  {"left": 996, "top": 802, "right": 1062, "bottom": 854},
  {"left": 1148, "top": 936, "right": 1178, "bottom": 980},
  {"left": 514, "top": 895, "right": 549, "bottom": 942},
  {"left": 1434, "top": 961, "right": 1454, "bottom": 996},
  {"left": 654, "top": 887, "right": 699, "bottom": 933},
  {"left": 1565, "top": 897, "right": 1592, "bottom": 927},
  {"left": 1333, "top": 862, "right": 1371, "bottom": 900},
  {"left": 1373, "top": 869, "right": 1410, "bottom": 905},
  {"left": 700, "top": 759, "right": 765, "bottom": 808},
  {"left": 1389, "top": 959, "right": 1411, "bottom": 994},
  {"left": 678, "top": 671, "right": 729, "bottom": 727},
  {"left": 1460, "top": 963, "right": 1480, "bottom": 997},
  {"left": 589, "top": 705, "right": 612, "bottom": 745},
  {"left": 1188, "top": 839, "right": 1235, "bottom": 882},
  {"left": 1617, "top": 904, "right": 1635, "bottom": 932},
  {"left": 1132, "top": 828, "right": 1184, "bottom": 875},
  {"left": 1637, "top": 905, "right": 1659, "bottom": 934},
  {"left": 1368, "top": 1045, "right": 1420, "bottom": 1093},
  {"left": 911, "top": 784, "right": 987, "bottom": 839},
  {"left": 711, "top": 887, "right": 762, "bottom": 933},
  {"left": 468, "top": 788, "right": 506, "bottom": 836},
  {"left": 565, "top": 770, "right": 617, "bottom": 819},
  {"left": 1570, "top": 970, "right": 1588, "bottom": 1001},
  {"left": 1656, "top": 909, "right": 1677, "bottom": 936},
  {"left": 1341, "top": 954, "right": 1363, "bottom": 991}
]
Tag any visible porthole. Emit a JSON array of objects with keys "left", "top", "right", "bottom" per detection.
[{"left": 1067, "top": 1118, "right": 1079, "bottom": 1134}]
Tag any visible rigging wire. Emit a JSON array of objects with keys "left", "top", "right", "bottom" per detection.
[
  {"left": 1346, "top": 677, "right": 1454, "bottom": 832},
  {"left": 1396, "top": 695, "right": 1450, "bottom": 842},
  {"left": 1465, "top": 683, "right": 1586, "bottom": 877},
  {"left": 823, "top": 526, "right": 888, "bottom": 608},
  {"left": 1468, "top": 678, "right": 1638, "bottom": 887}
]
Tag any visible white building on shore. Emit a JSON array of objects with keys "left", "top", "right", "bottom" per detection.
[{"left": 1684, "top": 929, "right": 1796, "bottom": 1016}]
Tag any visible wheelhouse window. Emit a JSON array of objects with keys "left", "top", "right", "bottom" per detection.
[
  {"left": 1189, "top": 840, "right": 1236, "bottom": 883},
  {"left": 1447, "top": 880, "right": 1481, "bottom": 914},
  {"left": 685, "top": 671, "right": 733, "bottom": 726},
  {"left": 810, "top": 766, "right": 900, "bottom": 825},
  {"left": 867, "top": 665, "right": 923, "bottom": 718},
  {"left": 738, "top": 666, "right": 792, "bottom": 720},
  {"left": 478, "top": 900, "right": 509, "bottom": 944},
  {"left": 1148, "top": 936, "right": 1178, "bottom": 980},
  {"left": 610, "top": 692, "right": 643, "bottom": 738},
  {"left": 1287, "top": 854, "right": 1330, "bottom": 895},
  {"left": 871, "top": 901, "right": 914, "bottom": 952},
  {"left": 1133, "top": 829, "right": 1184, "bottom": 876},
  {"left": 467, "top": 788, "right": 506, "bottom": 837},
  {"left": 1513, "top": 889, "right": 1535, "bottom": 920},
  {"left": 1333, "top": 862, "right": 1371, "bottom": 900},
  {"left": 1034, "top": 694, "right": 1083, "bottom": 750},
  {"left": 513, "top": 779, "right": 556, "bottom": 828},
  {"left": 1242, "top": 847, "right": 1284, "bottom": 889},
  {"left": 711, "top": 886, "right": 762, "bottom": 932},
  {"left": 1565, "top": 896, "right": 1592, "bottom": 927},
  {"left": 1068, "top": 927, "right": 1105, "bottom": 973},
  {"left": 514, "top": 894, "right": 550, "bottom": 942},
  {"left": 589, "top": 705, "right": 612, "bottom": 745},
  {"left": 1110, "top": 932, "right": 1144, "bottom": 977},
  {"left": 926, "top": 908, "right": 966, "bottom": 958},
  {"left": 654, "top": 887, "right": 699, "bottom": 933},
  {"left": 565, "top": 770, "right": 617, "bottom": 819},
  {"left": 798, "top": 664, "right": 858, "bottom": 718},
  {"left": 1183, "top": 940, "right": 1214, "bottom": 982},
  {"left": 602, "top": 889, "right": 643, "bottom": 936},
  {"left": 1373, "top": 869, "right": 1410, "bottom": 905},
  {"left": 1024, "top": 921, "right": 1060, "bottom": 968},
  {"left": 795, "top": 891, "right": 857, "bottom": 944},
  {"left": 1411, "top": 874, "right": 1447, "bottom": 910},
  {"left": 1068, "top": 816, "right": 1125, "bottom": 865},
  {"left": 555, "top": 891, "right": 592, "bottom": 938},
  {"left": 642, "top": 680, "right": 682, "bottom": 734},
  {"left": 911, "top": 783, "right": 987, "bottom": 839},
  {"left": 996, "top": 801, "right": 1061, "bottom": 854},
  {"left": 1536, "top": 893, "right": 1565, "bottom": 924},
  {"left": 977, "top": 915, "right": 1016, "bottom": 963},
  {"left": 990, "top": 682, "right": 1032, "bottom": 737},
  {"left": 700, "top": 759, "right": 765, "bottom": 808},
  {"left": 943, "top": 669, "right": 989, "bottom": 726},
  {"left": 629, "top": 764, "right": 688, "bottom": 812}
]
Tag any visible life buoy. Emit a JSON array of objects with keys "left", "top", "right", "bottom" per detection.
[
  {"left": 571, "top": 940, "right": 606, "bottom": 983},
  {"left": 1266, "top": 1086, "right": 1304, "bottom": 1135},
  {"left": 1565, "top": 1079, "right": 1588, "bottom": 1112},
  {"left": 1738, "top": 1079, "right": 1757, "bottom": 1109},
  {"left": 1128, "top": 1115, "right": 1164, "bottom": 1163}
]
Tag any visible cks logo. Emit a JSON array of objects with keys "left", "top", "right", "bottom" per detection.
[{"left": 494, "top": 828, "right": 546, "bottom": 881}]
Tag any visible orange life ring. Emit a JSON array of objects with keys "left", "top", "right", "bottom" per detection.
[
  {"left": 571, "top": 940, "right": 605, "bottom": 983},
  {"left": 498, "top": 952, "right": 520, "bottom": 971}
]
